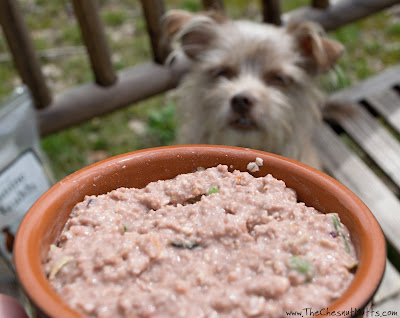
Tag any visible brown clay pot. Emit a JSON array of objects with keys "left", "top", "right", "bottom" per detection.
[{"left": 14, "top": 145, "right": 386, "bottom": 318}]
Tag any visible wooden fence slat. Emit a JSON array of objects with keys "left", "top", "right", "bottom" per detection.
[
  {"left": 261, "top": 0, "right": 282, "bottom": 25},
  {"left": 38, "top": 62, "right": 180, "bottom": 136},
  {"left": 0, "top": 0, "right": 52, "bottom": 109},
  {"left": 373, "top": 259, "right": 400, "bottom": 306},
  {"left": 366, "top": 89, "right": 400, "bottom": 135},
  {"left": 139, "top": 0, "right": 170, "bottom": 64},
  {"left": 314, "top": 123, "right": 400, "bottom": 258},
  {"left": 285, "top": 0, "right": 400, "bottom": 31},
  {"left": 338, "top": 104, "right": 400, "bottom": 188},
  {"left": 202, "top": 0, "right": 225, "bottom": 11},
  {"left": 71, "top": 0, "right": 116, "bottom": 86},
  {"left": 328, "top": 66, "right": 400, "bottom": 103}
]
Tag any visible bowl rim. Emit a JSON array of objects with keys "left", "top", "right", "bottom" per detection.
[{"left": 14, "top": 145, "right": 386, "bottom": 318}]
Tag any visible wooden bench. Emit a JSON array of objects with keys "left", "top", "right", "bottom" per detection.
[{"left": 314, "top": 65, "right": 400, "bottom": 312}]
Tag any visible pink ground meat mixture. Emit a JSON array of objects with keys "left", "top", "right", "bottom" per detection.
[{"left": 44, "top": 164, "right": 357, "bottom": 318}]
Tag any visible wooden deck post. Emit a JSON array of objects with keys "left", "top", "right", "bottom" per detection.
[
  {"left": 71, "top": 0, "right": 117, "bottom": 86},
  {"left": 261, "top": 0, "right": 282, "bottom": 25},
  {"left": 139, "top": 0, "right": 170, "bottom": 64},
  {"left": 0, "top": 0, "right": 52, "bottom": 109}
]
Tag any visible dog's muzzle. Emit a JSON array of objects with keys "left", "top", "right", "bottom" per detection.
[{"left": 229, "top": 93, "right": 258, "bottom": 131}]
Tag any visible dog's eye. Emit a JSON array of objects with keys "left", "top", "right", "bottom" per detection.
[
  {"left": 210, "top": 66, "right": 236, "bottom": 79},
  {"left": 265, "top": 73, "right": 293, "bottom": 87}
]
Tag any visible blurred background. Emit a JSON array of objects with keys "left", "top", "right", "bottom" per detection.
[{"left": 1, "top": 0, "right": 399, "bottom": 182}]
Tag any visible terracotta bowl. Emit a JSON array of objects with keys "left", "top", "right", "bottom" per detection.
[{"left": 14, "top": 145, "right": 386, "bottom": 318}]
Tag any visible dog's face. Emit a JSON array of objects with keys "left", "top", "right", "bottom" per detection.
[{"left": 166, "top": 11, "right": 343, "bottom": 158}]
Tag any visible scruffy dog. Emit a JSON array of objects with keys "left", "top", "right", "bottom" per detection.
[{"left": 164, "top": 10, "right": 344, "bottom": 169}]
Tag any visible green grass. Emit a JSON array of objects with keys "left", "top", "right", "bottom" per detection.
[
  {"left": 101, "top": 9, "right": 129, "bottom": 27},
  {"left": 0, "top": 1, "right": 399, "bottom": 181},
  {"left": 61, "top": 24, "right": 83, "bottom": 46}
]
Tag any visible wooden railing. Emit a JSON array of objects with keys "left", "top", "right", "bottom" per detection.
[{"left": 0, "top": 0, "right": 399, "bottom": 136}]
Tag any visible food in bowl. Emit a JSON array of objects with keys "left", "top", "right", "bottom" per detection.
[{"left": 44, "top": 164, "right": 357, "bottom": 318}]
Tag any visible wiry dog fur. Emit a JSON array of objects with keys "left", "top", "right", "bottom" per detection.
[{"left": 164, "top": 10, "right": 344, "bottom": 169}]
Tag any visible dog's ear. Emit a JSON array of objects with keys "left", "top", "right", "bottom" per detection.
[
  {"left": 288, "top": 21, "right": 344, "bottom": 74},
  {"left": 164, "top": 10, "right": 226, "bottom": 60},
  {"left": 164, "top": 10, "right": 196, "bottom": 38}
]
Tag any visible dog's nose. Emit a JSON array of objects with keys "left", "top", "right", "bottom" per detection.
[{"left": 231, "top": 93, "right": 254, "bottom": 114}]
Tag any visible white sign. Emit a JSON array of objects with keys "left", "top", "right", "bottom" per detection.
[{"left": 0, "top": 149, "right": 51, "bottom": 261}]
